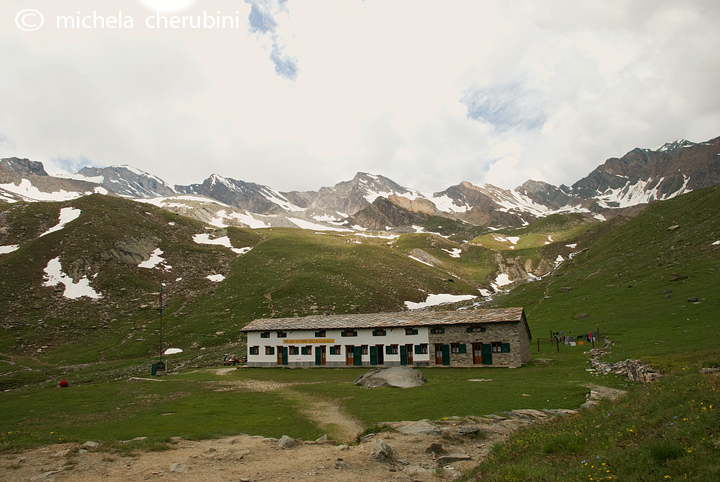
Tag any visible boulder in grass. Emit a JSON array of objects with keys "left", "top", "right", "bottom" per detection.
[{"left": 354, "top": 367, "right": 426, "bottom": 388}]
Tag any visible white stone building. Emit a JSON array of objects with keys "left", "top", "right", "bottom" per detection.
[{"left": 241, "top": 308, "right": 531, "bottom": 368}]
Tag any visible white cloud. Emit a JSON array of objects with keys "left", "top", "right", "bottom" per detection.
[{"left": 0, "top": 0, "right": 718, "bottom": 193}]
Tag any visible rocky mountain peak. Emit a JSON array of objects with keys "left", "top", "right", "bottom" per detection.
[
  {"left": 76, "top": 165, "right": 176, "bottom": 198},
  {"left": 0, "top": 157, "right": 49, "bottom": 176}
]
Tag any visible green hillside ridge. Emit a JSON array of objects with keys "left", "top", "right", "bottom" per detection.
[
  {"left": 0, "top": 187, "right": 718, "bottom": 479},
  {"left": 489, "top": 186, "right": 720, "bottom": 368}
]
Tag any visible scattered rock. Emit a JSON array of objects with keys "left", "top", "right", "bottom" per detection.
[
  {"left": 426, "top": 442, "right": 445, "bottom": 454},
  {"left": 688, "top": 297, "right": 699, "bottom": 302},
  {"left": 82, "top": 441, "right": 99, "bottom": 449},
  {"left": 335, "top": 458, "right": 351, "bottom": 469},
  {"left": 169, "top": 463, "right": 190, "bottom": 473},
  {"left": 370, "top": 439, "right": 394, "bottom": 463},
  {"left": 354, "top": 366, "right": 427, "bottom": 388},
  {"left": 457, "top": 426, "right": 482, "bottom": 436},
  {"left": 437, "top": 453, "right": 472, "bottom": 465},
  {"left": 581, "top": 386, "right": 628, "bottom": 409},
  {"left": 667, "top": 225, "right": 680, "bottom": 231},
  {"left": 277, "top": 435, "right": 295, "bottom": 449},
  {"left": 395, "top": 420, "right": 441, "bottom": 436},
  {"left": 574, "top": 313, "right": 589, "bottom": 319},
  {"left": 558, "top": 287, "right": 573, "bottom": 292}
]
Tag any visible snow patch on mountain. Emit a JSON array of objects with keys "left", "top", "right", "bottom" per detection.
[
  {"left": 0, "top": 179, "right": 91, "bottom": 202},
  {"left": 192, "top": 233, "right": 252, "bottom": 254},
  {"left": 0, "top": 245, "right": 20, "bottom": 254},
  {"left": 429, "top": 194, "right": 470, "bottom": 213},
  {"left": 405, "top": 293, "right": 477, "bottom": 310},
  {"left": 40, "top": 207, "right": 81, "bottom": 237},
  {"left": 442, "top": 248, "right": 462, "bottom": 258},
  {"left": 43, "top": 257, "right": 102, "bottom": 299},
  {"left": 287, "top": 218, "right": 352, "bottom": 231},
  {"left": 594, "top": 175, "right": 692, "bottom": 208},
  {"left": 138, "top": 248, "right": 171, "bottom": 270}
]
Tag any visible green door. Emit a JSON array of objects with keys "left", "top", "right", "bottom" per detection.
[
  {"left": 282, "top": 347, "right": 288, "bottom": 366},
  {"left": 400, "top": 345, "right": 408, "bottom": 365},
  {"left": 441, "top": 345, "right": 450, "bottom": 366},
  {"left": 482, "top": 344, "right": 492, "bottom": 365},
  {"left": 353, "top": 346, "right": 363, "bottom": 366},
  {"left": 315, "top": 346, "right": 322, "bottom": 366},
  {"left": 370, "top": 346, "right": 378, "bottom": 365}
]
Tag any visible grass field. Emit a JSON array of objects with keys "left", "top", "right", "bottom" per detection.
[{"left": 0, "top": 348, "right": 616, "bottom": 452}]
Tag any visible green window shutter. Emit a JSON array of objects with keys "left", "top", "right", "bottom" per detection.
[
  {"left": 329, "top": 346, "right": 336, "bottom": 355},
  {"left": 386, "top": 346, "right": 392, "bottom": 355},
  {"left": 414, "top": 345, "right": 422, "bottom": 354},
  {"left": 501, "top": 343, "right": 511, "bottom": 353},
  {"left": 458, "top": 344, "right": 467, "bottom": 354},
  {"left": 466, "top": 327, "right": 473, "bottom": 333},
  {"left": 412, "top": 329, "right": 418, "bottom": 335}
]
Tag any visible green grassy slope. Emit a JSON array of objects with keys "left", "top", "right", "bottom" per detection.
[
  {"left": 491, "top": 186, "right": 720, "bottom": 368},
  {"left": 0, "top": 198, "right": 482, "bottom": 388},
  {"left": 461, "top": 186, "right": 720, "bottom": 481}
]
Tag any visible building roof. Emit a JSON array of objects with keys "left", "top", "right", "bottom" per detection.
[{"left": 241, "top": 307, "right": 526, "bottom": 332}]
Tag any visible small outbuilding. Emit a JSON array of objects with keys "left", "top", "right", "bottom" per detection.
[{"left": 241, "top": 307, "right": 531, "bottom": 368}]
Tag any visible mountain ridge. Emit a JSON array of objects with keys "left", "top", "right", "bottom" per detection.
[{"left": 2, "top": 135, "right": 719, "bottom": 231}]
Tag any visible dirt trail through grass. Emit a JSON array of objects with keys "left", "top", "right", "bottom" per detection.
[{"left": 216, "top": 379, "right": 365, "bottom": 443}]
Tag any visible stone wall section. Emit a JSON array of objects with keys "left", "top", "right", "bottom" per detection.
[{"left": 427, "top": 321, "right": 531, "bottom": 368}]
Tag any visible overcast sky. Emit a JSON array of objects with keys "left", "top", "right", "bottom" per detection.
[{"left": 1, "top": 0, "right": 719, "bottom": 193}]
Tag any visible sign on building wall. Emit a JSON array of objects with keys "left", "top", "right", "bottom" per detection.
[{"left": 282, "top": 339, "right": 335, "bottom": 344}]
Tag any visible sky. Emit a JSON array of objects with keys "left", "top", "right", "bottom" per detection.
[{"left": 1, "top": 0, "right": 719, "bottom": 193}]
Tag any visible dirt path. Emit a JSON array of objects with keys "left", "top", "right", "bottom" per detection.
[
  {"left": 280, "top": 390, "right": 364, "bottom": 444},
  {"left": 0, "top": 409, "right": 567, "bottom": 482},
  {"left": 212, "top": 378, "right": 364, "bottom": 443}
]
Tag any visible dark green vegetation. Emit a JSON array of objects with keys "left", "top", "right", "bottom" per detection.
[{"left": 1, "top": 186, "right": 719, "bottom": 479}]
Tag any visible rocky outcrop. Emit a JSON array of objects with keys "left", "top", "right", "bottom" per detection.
[
  {"left": 387, "top": 194, "right": 441, "bottom": 216},
  {"left": 344, "top": 197, "right": 431, "bottom": 230},
  {"left": 101, "top": 235, "right": 161, "bottom": 265},
  {"left": 0, "top": 157, "right": 48, "bottom": 176}
]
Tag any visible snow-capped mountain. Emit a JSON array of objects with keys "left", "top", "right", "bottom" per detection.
[
  {"left": 566, "top": 138, "right": 720, "bottom": 208},
  {"left": 175, "top": 174, "right": 302, "bottom": 214},
  {"left": 1, "top": 135, "right": 718, "bottom": 231},
  {"left": 72, "top": 165, "right": 177, "bottom": 198},
  {"left": 0, "top": 157, "right": 108, "bottom": 203}
]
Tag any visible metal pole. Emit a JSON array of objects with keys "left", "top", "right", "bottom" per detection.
[{"left": 159, "top": 286, "right": 163, "bottom": 365}]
